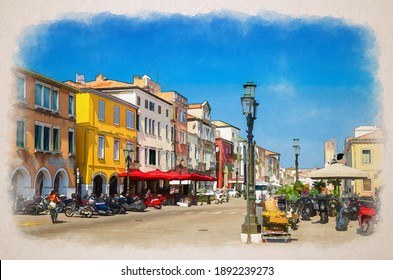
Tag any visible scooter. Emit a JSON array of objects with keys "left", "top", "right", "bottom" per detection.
[
  {"left": 144, "top": 194, "right": 162, "bottom": 209},
  {"left": 215, "top": 191, "right": 224, "bottom": 204},
  {"left": 335, "top": 197, "right": 350, "bottom": 231},
  {"left": 347, "top": 195, "right": 361, "bottom": 221},
  {"left": 296, "top": 195, "right": 316, "bottom": 221},
  {"left": 13, "top": 194, "right": 40, "bottom": 215},
  {"left": 314, "top": 194, "right": 329, "bottom": 224},
  {"left": 65, "top": 195, "right": 93, "bottom": 218},
  {"left": 104, "top": 196, "right": 126, "bottom": 214},
  {"left": 328, "top": 195, "right": 340, "bottom": 217},
  {"left": 358, "top": 197, "right": 376, "bottom": 236},
  {"left": 122, "top": 197, "right": 147, "bottom": 212}
]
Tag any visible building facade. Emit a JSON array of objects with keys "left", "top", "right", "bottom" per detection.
[
  {"left": 74, "top": 88, "right": 138, "bottom": 196},
  {"left": 187, "top": 101, "right": 216, "bottom": 176},
  {"left": 343, "top": 126, "right": 383, "bottom": 196},
  {"left": 10, "top": 67, "right": 78, "bottom": 199}
]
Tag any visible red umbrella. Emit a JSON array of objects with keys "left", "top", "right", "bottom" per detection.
[
  {"left": 165, "top": 170, "right": 182, "bottom": 180},
  {"left": 118, "top": 169, "right": 148, "bottom": 180},
  {"left": 145, "top": 169, "right": 174, "bottom": 180}
]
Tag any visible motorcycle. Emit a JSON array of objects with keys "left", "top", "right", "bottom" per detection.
[
  {"left": 335, "top": 197, "right": 350, "bottom": 231},
  {"left": 104, "top": 196, "right": 126, "bottom": 214},
  {"left": 296, "top": 195, "right": 317, "bottom": 221},
  {"left": 328, "top": 195, "right": 340, "bottom": 217},
  {"left": 65, "top": 195, "right": 93, "bottom": 218},
  {"left": 314, "top": 194, "right": 329, "bottom": 224},
  {"left": 215, "top": 191, "right": 224, "bottom": 204},
  {"left": 89, "top": 196, "right": 113, "bottom": 216},
  {"left": 121, "top": 197, "right": 147, "bottom": 212},
  {"left": 358, "top": 196, "right": 376, "bottom": 236},
  {"left": 13, "top": 194, "right": 40, "bottom": 215},
  {"left": 347, "top": 195, "right": 361, "bottom": 221},
  {"left": 144, "top": 194, "right": 162, "bottom": 209}
]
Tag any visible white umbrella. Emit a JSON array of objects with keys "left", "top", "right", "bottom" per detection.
[{"left": 308, "top": 163, "right": 368, "bottom": 180}]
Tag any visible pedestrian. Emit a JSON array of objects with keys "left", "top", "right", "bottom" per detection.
[{"left": 48, "top": 190, "right": 62, "bottom": 224}]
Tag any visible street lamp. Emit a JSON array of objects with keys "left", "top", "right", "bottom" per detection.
[
  {"left": 123, "top": 142, "right": 134, "bottom": 193},
  {"left": 236, "top": 167, "right": 239, "bottom": 192},
  {"left": 240, "top": 81, "right": 259, "bottom": 244},
  {"left": 293, "top": 138, "right": 300, "bottom": 184}
]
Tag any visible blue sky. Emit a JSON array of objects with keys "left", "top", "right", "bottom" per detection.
[{"left": 16, "top": 12, "right": 380, "bottom": 168}]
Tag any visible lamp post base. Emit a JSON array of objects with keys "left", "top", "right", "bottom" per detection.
[{"left": 240, "top": 233, "right": 262, "bottom": 244}]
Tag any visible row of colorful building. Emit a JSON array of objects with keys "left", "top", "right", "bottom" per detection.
[{"left": 10, "top": 67, "right": 281, "bottom": 200}]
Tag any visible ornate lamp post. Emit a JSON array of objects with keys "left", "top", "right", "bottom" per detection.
[
  {"left": 236, "top": 167, "right": 239, "bottom": 192},
  {"left": 123, "top": 143, "right": 134, "bottom": 193},
  {"left": 293, "top": 138, "right": 300, "bottom": 184},
  {"left": 240, "top": 81, "right": 259, "bottom": 244}
]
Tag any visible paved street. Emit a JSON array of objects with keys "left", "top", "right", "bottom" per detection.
[{"left": 8, "top": 197, "right": 387, "bottom": 259}]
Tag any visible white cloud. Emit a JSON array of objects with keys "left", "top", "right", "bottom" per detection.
[{"left": 266, "top": 81, "right": 296, "bottom": 97}]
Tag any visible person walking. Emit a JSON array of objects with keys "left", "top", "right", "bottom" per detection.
[{"left": 48, "top": 190, "right": 62, "bottom": 224}]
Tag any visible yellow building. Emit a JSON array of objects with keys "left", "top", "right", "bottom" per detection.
[
  {"left": 344, "top": 126, "right": 383, "bottom": 197},
  {"left": 75, "top": 88, "right": 138, "bottom": 196}
]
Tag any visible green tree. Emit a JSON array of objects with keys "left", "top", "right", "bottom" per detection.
[{"left": 327, "top": 179, "right": 341, "bottom": 197}]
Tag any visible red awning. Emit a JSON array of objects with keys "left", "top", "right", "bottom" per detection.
[
  {"left": 145, "top": 169, "right": 175, "bottom": 180},
  {"left": 118, "top": 169, "right": 149, "bottom": 180}
]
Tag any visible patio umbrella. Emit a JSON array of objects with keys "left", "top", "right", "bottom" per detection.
[
  {"left": 145, "top": 169, "right": 174, "bottom": 180},
  {"left": 118, "top": 169, "right": 149, "bottom": 180},
  {"left": 308, "top": 163, "right": 369, "bottom": 180}
]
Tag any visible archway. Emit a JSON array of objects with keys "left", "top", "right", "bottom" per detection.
[
  {"left": 10, "top": 167, "right": 31, "bottom": 199},
  {"left": 93, "top": 174, "right": 107, "bottom": 196},
  {"left": 53, "top": 169, "right": 69, "bottom": 196},
  {"left": 35, "top": 168, "right": 52, "bottom": 197},
  {"left": 109, "top": 176, "right": 118, "bottom": 196}
]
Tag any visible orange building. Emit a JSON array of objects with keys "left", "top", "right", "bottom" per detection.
[{"left": 9, "top": 67, "right": 79, "bottom": 199}]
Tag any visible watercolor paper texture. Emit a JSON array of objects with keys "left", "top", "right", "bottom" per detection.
[{"left": 1, "top": 1, "right": 392, "bottom": 259}]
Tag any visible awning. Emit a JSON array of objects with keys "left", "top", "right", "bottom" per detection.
[
  {"left": 118, "top": 169, "right": 149, "bottom": 180},
  {"left": 308, "top": 163, "right": 369, "bottom": 180}
]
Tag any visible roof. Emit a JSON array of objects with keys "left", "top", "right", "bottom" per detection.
[
  {"left": 347, "top": 128, "right": 383, "bottom": 143},
  {"left": 212, "top": 120, "right": 240, "bottom": 130},
  {"left": 15, "top": 66, "right": 79, "bottom": 92}
]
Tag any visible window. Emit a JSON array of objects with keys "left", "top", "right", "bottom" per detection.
[
  {"left": 166, "top": 109, "right": 169, "bottom": 118},
  {"left": 98, "top": 135, "right": 104, "bottom": 159},
  {"left": 158, "top": 122, "right": 161, "bottom": 138},
  {"left": 43, "top": 87, "right": 50, "bottom": 108},
  {"left": 114, "top": 106, "right": 120, "bottom": 125},
  {"left": 158, "top": 105, "right": 162, "bottom": 114},
  {"left": 34, "top": 123, "right": 51, "bottom": 151},
  {"left": 157, "top": 151, "right": 161, "bottom": 166},
  {"left": 362, "top": 149, "right": 371, "bottom": 164},
  {"left": 52, "top": 89, "right": 59, "bottom": 111},
  {"left": 151, "top": 120, "right": 155, "bottom": 135},
  {"left": 35, "top": 83, "right": 51, "bottom": 109},
  {"left": 114, "top": 139, "right": 120, "bottom": 161},
  {"left": 136, "top": 115, "right": 140, "bottom": 131},
  {"left": 144, "top": 148, "right": 148, "bottom": 165},
  {"left": 16, "top": 120, "right": 25, "bottom": 148},
  {"left": 166, "top": 151, "right": 169, "bottom": 169},
  {"left": 145, "top": 100, "right": 148, "bottom": 109},
  {"left": 17, "top": 76, "right": 26, "bottom": 101},
  {"left": 98, "top": 100, "right": 105, "bottom": 121},
  {"left": 68, "top": 129, "right": 75, "bottom": 154},
  {"left": 180, "top": 131, "right": 186, "bottom": 144},
  {"left": 149, "top": 149, "right": 156, "bottom": 165},
  {"left": 68, "top": 94, "right": 75, "bottom": 116},
  {"left": 166, "top": 125, "right": 169, "bottom": 140},
  {"left": 363, "top": 179, "right": 372, "bottom": 192},
  {"left": 180, "top": 110, "right": 187, "bottom": 123},
  {"left": 52, "top": 127, "right": 60, "bottom": 152},
  {"left": 149, "top": 101, "right": 155, "bottom": 111},
  {"left": 136, "top": 146, "right": 140, "bottom": 162},
  {"left": 126, "top": 110, "right": 135, "bottom": 129},
  {"left": 137, "top": 96, "right": 141, "bottom": 106},
  {"left": 144, "top": 117, "right": 148, "bottom": 133}
]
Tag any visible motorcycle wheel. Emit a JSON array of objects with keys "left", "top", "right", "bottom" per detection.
[
  {"left": 154, "top": 204, "right": 162, "bottom": 209},
  {"left": 83, "top": 208, "right": 93, "bottom": 218},
  {"left": 27, "top": 204, "right": 39, "bottom": 215},
  {"left": 65, "top": 207, "right": 74, "bottom": 217},
  {"left": 360, "top": 220, "right": 374, "bottom": 236},
  {"left": 320, "top": 212, "right": 328, "bottom": 224},
  {"left": 301, "top": 207, "right": 311, "bottom": 221}
]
